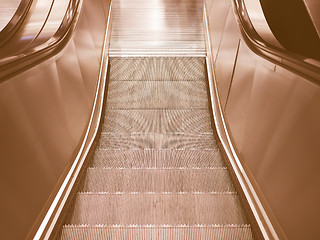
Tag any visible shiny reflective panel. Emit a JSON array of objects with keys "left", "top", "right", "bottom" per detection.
[
  {"left": 0, "top": 0, "right": 53, "bottom": 57},
  {"left": 0, "top": 0, "right": 110, "bottom": 239},
  {"left": 0, "top": 0, "right": 21, "bottom": 31},
  {"left": 303, "top": 0, "right": 320, "bottom": 37},
  {"left": 110, "top": 0, "right": 205, "bottom": 56},
  {"left": 205, "top": 0, "right": 320, "bottom": 239},
  {"left": 243, "top": 0, "right": 283, "bottom": 48}
]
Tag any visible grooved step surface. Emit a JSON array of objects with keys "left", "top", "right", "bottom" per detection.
[
  {"left": 81, "top": 168, "right": 235, "bottom": 192},
  {"left": 90, "top": 149, "right": 225, "bottom": 168},
  {"left": 109, "top": 57, "right": 206, "bottom": 81},
  {"left": 69, "top": 193, "right": 248, "bottom": 225},
  {"left": 110, "top": 0, "right": 205, "bottom": 56},
  {"left": 106, "top": 81, "right": 208, "bottom": 109},
  {"left": 61, "top": 225, "right": 254, "bottom": 240},
  {"left": 97, "top": 133, "right": 216, "bottom": 149},
  {"left": 60, "top": 55, "right": 254, "bottom": 238},
  {"left": 102, "top": 109, "right": 212, "bottom": 134}
]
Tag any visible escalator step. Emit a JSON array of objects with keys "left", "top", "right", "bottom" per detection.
[
  {"left": 109, "top": 57, "right": 206, "bottom": 81},
  {"left": 96, "top": 133, "right": 216, "bottom": 149},
  {"left": 102, "top": 109, "right": 212, "bottom": 134},
  {"left": 106, "top": 81, "right": 208, "bottom": 109},
  {"left": 90, "top": 149, "right": 225, "bottom": 168},
  {"left": 61, "top": 225, "right": 254, "bottom": 240},
  {"left": 68, "top": 193, "right": 249, "bottom": 225},
  {"left": 81, "top": 168, "right": 235, "bottom": 193}
]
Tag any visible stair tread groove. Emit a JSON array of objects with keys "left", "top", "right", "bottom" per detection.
[
  {"left": 90, "top": 149, "right": 225, "bottom": 168},
  {"left": 61, "top": 224, "right": 254, "bottom": 240},
  {"left": 67, "top": 193, "right": 249, "bottom": 225},
  {"left": 58, "top": 57, "right": 254, "bottom": 239},
  {"left": 96, "top": 133, "right": 217, "bottom": 149},
  {"left": 102, "top": 109, "right": 213, "bottom": 134},
  {"left": 106, "top": 81, "right": 208, "bottom": 109},
  {"left": 80, "top": 168, "right": 235, "bottom": 192},
  {"left": 109, "top": 57, "right": 206, "bottom": 81}
]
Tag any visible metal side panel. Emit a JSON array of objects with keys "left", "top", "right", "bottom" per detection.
[
  {"left": 205, "top": 0, "right": 320, "bottom": 239},
  {"left": 0, "top": 0, "right": 111, "bottom": 239}
]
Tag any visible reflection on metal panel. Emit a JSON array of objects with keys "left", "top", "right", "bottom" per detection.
[
  {"left": 110, "top": 0, "right": 205, "bottom": 56},
  {"left": 27, "top": 0, "right": 70, "bottom": 47},
  {"left": 0, "top": 0, "right": 53, "bottom": 57},
  {"left": 302, "top": 0, "right": 320, "bottom": 38},
  {"left": 0, "top": 0, "right": 21, "bottom": 31},
  {"left": 206, "top": 0, "right": 320, "bottom": 239},
  {"left": 214, "top": 7, "right": 240, "bottom": 109},
  {"left": 0, "top": 0, "right": 110, "bottom": 239}
]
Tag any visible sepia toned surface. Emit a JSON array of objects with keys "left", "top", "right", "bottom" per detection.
[
  {"left": 205, "top": 0, "right": 320, "bottom": 239},
  {"left": 110, "top": 0, "right": 205, "bottom": 56},
  {"left": 61, "top": 56, "right": 254, "bottom": 239},
  {"left": 0, "top": 0, "right": 110, "bottom": 239}
]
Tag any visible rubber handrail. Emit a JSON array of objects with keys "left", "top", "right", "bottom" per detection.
[
  {"left": 0, "top": 0, "right": 82, "bottom": 82},
  {"left": 233, "top": 0, "right": 320, "bottom": 84}
]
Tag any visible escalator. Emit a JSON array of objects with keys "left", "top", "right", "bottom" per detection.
[
  {"left": 59, "top": 57, "right": 255, "bottom": 239},
  {"left": 1, "top": 0, "right": 320, "bottom": 239}
]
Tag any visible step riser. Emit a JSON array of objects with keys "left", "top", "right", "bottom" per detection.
[
  {"left": 102, "top": 109, "right": 212, "bottom": 134},
  {"left": 91, "top": 150, "right": 225, "bottom": 168},
  {"left": 81, "top": 169, "right": 235, "bottom": 193},
  {"left": 109, "top": 57, "right": 206, "bottom": 81},
  {"left": 61, "top": 56, "right": 254, "bottom": 239},
  {"left": 62, "top": 226, "right": 254, "bottom": 240},
  {"left": 70, "top": 194, "right": 248, "bottom": 225},
  {"left": 106, "top": 81, "right": 208, "bottom": 109},
  {"left": 97, "top": 134, "right": 216, "bottom": 149}
]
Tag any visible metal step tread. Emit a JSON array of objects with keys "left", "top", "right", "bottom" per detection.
[
  {"left": 67, "top": 192, "right": 249, "bottom": 225},
  {"left": 109, "top": 57, "right": 206, "bottom": 81},
  {"left": 109, "top": 52, "right": 207, "bottom": 58},
  {"left": 90, "top": 149, "right": 225, "bottom": 168},
  {"left": 80, "top": 168, "right": 235, "bottom": 192},
  {"left": 61, "top": 224, "right": 254, "bottom": 240},
  {"left": 102, "top": 109, "right": 212, "bottom": 134},
  {"left": 106, "top": 80, "right": 208, "bottom": 109},
  {"left": 96, "top": 133, "right": 217, "bottom": 149}
]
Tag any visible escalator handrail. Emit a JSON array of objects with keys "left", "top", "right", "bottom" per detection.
[
  {"left": 232, "top": 0, "right": 320, "bottom": 84},
  {"left": 0, "top": 0, "right": 82, "bottom": 83},
  {"left": 0, "top": 0, "right": 33, "bottom": 47}
]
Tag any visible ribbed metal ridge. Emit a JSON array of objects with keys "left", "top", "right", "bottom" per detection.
[
  {"left": 62, "top": 225, "right": 254, "bottom": 240},
  {"left": 91, "top": 149, "right": 225, "bottom": 168},
  {"left": 81, "top": 168, "right": 235, "bottom": 192},
  {"left": 69, "top": 193, "right": 248, "bottom": 225},
  {"left": 60, "top": 56, "right": 254, "bottom": 239},
  {"left": 97, "top": 133, "right": 216, "bottom": 149},
  {"left": 102, "top": 109, "right": 212, "bottom": 134},
  {"left": 109, "top": 0, "right": 205, "bottom": 56},
  {"left": 109, "top": 57, "right": 206, "bottom": 81},
  {"left": 106, "top": 81, "right": 209, "bottom": 109}
]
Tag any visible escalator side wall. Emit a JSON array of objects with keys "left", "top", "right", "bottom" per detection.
[
  {"left": 205, "top": 0, "right": 320, "bottom": 239},
  {"left": 0, "top": 0, "right": 110, "bottom": 239}
]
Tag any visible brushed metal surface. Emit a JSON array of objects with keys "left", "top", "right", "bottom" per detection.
[
  {"left": 213, "top": 7, "right": 241, "bottom": 109},
  {"left": 82, "top": 168, "right": 235, "bottom": 192},
  {"left": 91, "top": 149, "right": 225, "bottom": 168},
  {"left": 0, "top": 0, "right": 53, "bottom": 57},
  {"left": 0, "top": 0, "right": 110, "bottom": 239},
  {"left": 0, "top": 0, "right": 21, "bottom": 31},
  {"left": 303, "top": 0, "right": 320, "bottom": 38},
  {"left": 26, "top": 0, "right": 70, "bottom": 47},
  {"left": 206, "top": 0, "right": 320, "bottom": 239},
  {"left": 62, "top": 55, "right": 253, "bottom": 237},
  {"left": 110, "top": 0, "right": 205, "bottom": 56},
  {"left": 243, "top": 0, "right": 283, "bottom": 49},
  {"left": 70, "top": 193, "right": 248, "bottom": 225},
  {"left": 61, "top": 225, "right": 254, "bottom": 240}
]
